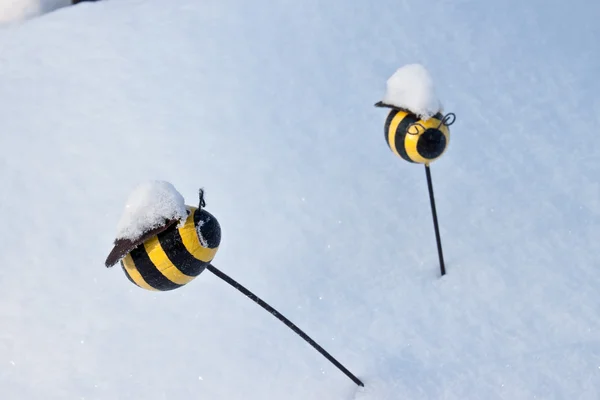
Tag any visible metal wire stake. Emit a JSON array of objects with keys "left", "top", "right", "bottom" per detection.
[
  {"left": 206, "top": 264, "right": 364, "bottom": 386},
  {"left": 425, "top": 164, "right": 446, "bottom": 276}
]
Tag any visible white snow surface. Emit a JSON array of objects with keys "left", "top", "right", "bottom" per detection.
[
  {"left": 380, "top": 64, "right": 442, "bottom": 119},
  {"left": 115, "top": 180, "right": 188, "bottom": 241},
  {"left": 1, "top": 0, "right": 600, "bottom": 399}
]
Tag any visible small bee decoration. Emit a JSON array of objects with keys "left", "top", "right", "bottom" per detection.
[
  {"left": 105, "top": 189, "right": 221, "bottom": 292},
  {"left": 375, "top": 101, "right": 455, "bottom": 165},
  {"left": 374, "top": 63, "right": 457, "bottom": 277}
]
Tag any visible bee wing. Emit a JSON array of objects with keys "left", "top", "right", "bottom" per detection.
[
  {"left": 374, "top": 101, "right": 391, "bottom": 108},
  {"left": 374, "top": 101, "right": 412, "bottom": 113},
  {"left": 104, "top": 218, "right": 180, "bottom": 267}
]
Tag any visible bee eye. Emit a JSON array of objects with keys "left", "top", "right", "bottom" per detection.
[{"left": 417, "top": 128, "right": 446, "bottom": 159}]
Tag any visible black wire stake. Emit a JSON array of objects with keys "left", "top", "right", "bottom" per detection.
[
  {"left": 206, "top": 263, "right": 364, "bottom": 387},
  {"left": 425, "top": 164, "right": 446, "bottom": 276}
]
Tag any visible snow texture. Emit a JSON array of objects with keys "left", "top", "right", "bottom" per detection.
[
  {"left": 0, "top": 0, "right": 600, "bottom": 399},
  {"left": 380, "top": 64, "right": 442, "bottom": 120},
  {"left": 115, "top": 180, "right": 188, "bottom": 241}
]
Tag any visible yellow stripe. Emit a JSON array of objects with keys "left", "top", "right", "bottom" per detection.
[
  {"left": 143, "top": 235, "right": 196, "bottom": 285},
  {"left": 122, "top": 253, "right": 159, "bottom": 291},
  {"left": 180, "top": 207, "right": 218, "bottom": 262},
  {"left": 387, "top": 111, "right": 408, "bottom": 159},
  {"left": 404, "top": 121, "right": 429, "bottom": 164}
]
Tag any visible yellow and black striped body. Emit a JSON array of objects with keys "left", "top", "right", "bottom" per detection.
[
  {"left": 384, "top": 109, "right": 450, "bottom": 164},
  {"left": 120, "top": 206, "right": 221, "bottom": 291}
]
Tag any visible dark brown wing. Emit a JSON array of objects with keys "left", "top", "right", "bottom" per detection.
[
  {"left": 374, "top": 101, "right": 411, "bottom": 113},
  {"left": 374, "top": 101, "right": 390, "bottom": 108},
  {"left": 104, "top": 218, "right": 180, "bottom": 267}
]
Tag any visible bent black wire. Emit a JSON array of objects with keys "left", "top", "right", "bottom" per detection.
[
  {"left": 206, "top": 264, "right": 364, "bottom": 387},
  {"left": 407, "top": 112, "right": 456, "bottom": 135}
]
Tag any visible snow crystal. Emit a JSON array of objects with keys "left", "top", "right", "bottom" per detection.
[
  {"left": 115, "top": 181, "right": 188, "bottom": 241},
  {"left": 379, "top": 63, "right": 442, "bottom": 120}
]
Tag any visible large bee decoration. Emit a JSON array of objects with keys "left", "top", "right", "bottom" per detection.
[
  {"left": 104, "top": 189, "right": 221, "bottom": 291},
  {"left": 104, "top": 186, "right": 365, "bottom": 387},
  {"left": 375, "top": 101, "right": 455, "bottom": 165}
]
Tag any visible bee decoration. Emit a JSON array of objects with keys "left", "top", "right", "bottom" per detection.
[
  {"left": 374, "top": 99, "right": 456, "bottom": 277},
  {"left": 104, "top": 189, "right": 221, "bottom": 292},
  {"left": 375, "top": 101, "right": 455, "bottom": 165},
  {"left": 103, "top": 183, "right": 364, "bottom": 387}
]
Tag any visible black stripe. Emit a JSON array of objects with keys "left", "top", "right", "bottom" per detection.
[
  {"left": 383, "top": 109, "right": 398, "bottom": 150},
  {"left": 194, "top": 209, "right": 221, "bottom": 249},
  {"left": 120, "top": 262, "right": 142, "bottom": 288},
  {"left": 129, "top": 243, "right": 182, "bottom": 291},
  {"left": 157, "top": 222, "right": 207, "bottom": 277},
  {"left": 395, "top": 113, "right": 419, "bottom": 163}
]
